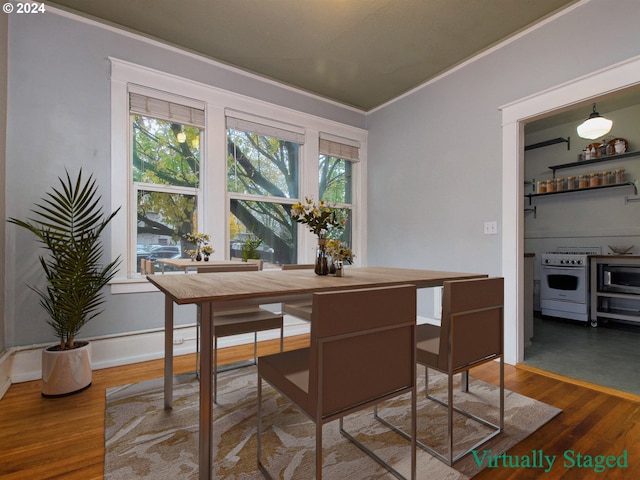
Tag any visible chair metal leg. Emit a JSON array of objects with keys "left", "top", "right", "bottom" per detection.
[
  {"left": 280, "top": 326, "right": 284, "bottom": 353},
  {"left": 256, "top": 375, "right": 275, "bottom": 480},
  {"left": 253, "top": 332, "right": 258, "bottom": 364},
  {"left": 195, "top": 305, "right": 200, "bottom": 379},
  {"left": 339, "top": 391, "right": 417, "bottom": 480},
  {"left": 341, "top": 389, "right": 416, "bottom": 480},
  {"left": 316, "top": 421, "right": 323, "bottom": 480},
  {"left": 213, "top": 335, "right": 218, "bottom": 404},
  {"left": 375, "top": 364, "right": 503, "bottom": 466}
]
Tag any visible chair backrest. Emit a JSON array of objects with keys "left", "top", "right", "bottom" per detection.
[
  {"left": 307, "top": 285, "right": 417, "bottom": 421},
  {"left": 231, "top": 258, "right": 264, "bottom": 270},
  {"left": 281, "top": 264, "right": 314, "bottom": 270},
  {"left": 438, "top": 277, "right": 504, "bottom": 373},
  {"left": 196, "top": 263, "right": 260, "bottom": 273}
]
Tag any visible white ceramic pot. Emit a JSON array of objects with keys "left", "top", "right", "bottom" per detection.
[{"left": 41, "top": 341, "right": 92, "bottom": 397}]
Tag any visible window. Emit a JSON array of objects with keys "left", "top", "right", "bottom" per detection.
[
  {"left": 227, "top": 116, "right": 305, "bottom": 265},
  {"left": 110, "top": 59, "right": 366, "bottom": 291},
  {"left": 319, "top": 135, "right": 359, "bottom": 247},
  {"left": 130, "top": 91, "right": 205, "bottom": 273}
]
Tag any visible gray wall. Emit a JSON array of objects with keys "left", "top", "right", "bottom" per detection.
[
  {"left": 6, "top": 1, "right": 640, "bottom": 348},
  {"left": 0, "top": 12, "right": 6, "bottom": 353},
  {"left": 366, "top": 0, "right": 640, "bottom": 318},
  {"left": 3, "top": 10, "right": 365, "bottom": 348}
]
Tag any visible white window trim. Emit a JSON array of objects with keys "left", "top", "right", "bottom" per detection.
[{"left": 109, "top": 57, "right": 367, "bottom": 294}]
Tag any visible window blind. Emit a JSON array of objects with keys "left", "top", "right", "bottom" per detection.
[
  {"left": 319, "top": 133, "right": 360, "bottom": 161},
  {"left": 129, "top": 92, "right": 205, "bottom": 128},
  {"left": 226, "top": 114, "right": 305, "bottom": 145}
]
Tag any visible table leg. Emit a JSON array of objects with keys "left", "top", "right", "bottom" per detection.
[
  {"left": 199, "top": 302, "right": 213, "bottom": 480},
  {"left": 164, "top": 295, "right": 174, "bottom": 410}
]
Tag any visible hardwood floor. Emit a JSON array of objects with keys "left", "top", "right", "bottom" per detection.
[{"left": 0, "top": 334, "right": 638, "bottom": 479}]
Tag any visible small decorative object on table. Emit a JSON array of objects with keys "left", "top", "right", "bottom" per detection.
[
  {"left": 201, "top": 245, "right": 214, "bottom": 261},
  {"left": 183, "top": 232, "right": 213, "bottom": 262},
  {"left": 326, "top": 239, "right": 354, "bottom": 276},
  {"left": 290, "top": 197, "right": 347, "bottom": 275}
]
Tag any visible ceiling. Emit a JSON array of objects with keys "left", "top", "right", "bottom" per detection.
[{"left": 49, "top": 0, "right": 579, "bottom": 111}]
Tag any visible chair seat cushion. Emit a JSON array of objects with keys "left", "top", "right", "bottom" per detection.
[
  {"left": 258, "top": 347, "right": 310, "bottom": 415},
  {"left": 416, "top": 323, "right": 440, "bottom": 367},
  {"left": 213, "top": 308, "right": 283, "bottom": 337}
]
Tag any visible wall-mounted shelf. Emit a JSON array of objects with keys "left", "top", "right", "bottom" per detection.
[
  {"left": 525, "top": 181, "right": 637, "bottom": 205},
  {"left": 525, "top": 137, "right": 570, "bottom": 151},
  {"left": 549, "top": 150, "right": 640, "bottom": 176}
]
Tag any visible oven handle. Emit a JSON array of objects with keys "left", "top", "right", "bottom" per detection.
[{"left": 541, "top": 265, "right": 587, "bottom": 271}]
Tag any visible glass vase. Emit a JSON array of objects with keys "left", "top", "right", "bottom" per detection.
[{"left": 315, "top": 238, "right": 329, "bottom": 275}]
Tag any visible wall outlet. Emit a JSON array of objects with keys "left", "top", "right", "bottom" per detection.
[{"left": 484, "top": 221, "right": 498, "bottom": 235}]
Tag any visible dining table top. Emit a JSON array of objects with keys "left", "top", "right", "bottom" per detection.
[{"left": 146, "top": 266, "right": 487, "bottom": 305}]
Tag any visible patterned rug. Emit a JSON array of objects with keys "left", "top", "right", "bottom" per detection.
[{"left": 104, "top": 366, "right": 561, "bottom": 479}]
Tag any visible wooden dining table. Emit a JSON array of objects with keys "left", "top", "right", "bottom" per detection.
[{"left": 147, "top": 266, "right": 486, "bottom": 480}]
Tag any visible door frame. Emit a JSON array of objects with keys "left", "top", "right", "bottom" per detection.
[{"left": 500, "top": 55, "right": 640, "bottom": 364}]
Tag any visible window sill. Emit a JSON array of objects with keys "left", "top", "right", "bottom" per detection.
[{"left": 110, "top": 277, "right": 160, "bottom": 295}]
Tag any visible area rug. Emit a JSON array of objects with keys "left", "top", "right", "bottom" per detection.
[{"left": 104, "top": 366, "right": 561, "bottom": 479}]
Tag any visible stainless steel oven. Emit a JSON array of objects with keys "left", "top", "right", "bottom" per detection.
[
  {"left": 599, "top": 264, "right": 640, "bottom": 294},
  {"left": 540, "top": 248, "right": 600, "bottom": 322}
]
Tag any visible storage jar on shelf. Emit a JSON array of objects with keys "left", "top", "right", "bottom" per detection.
[{"left": 578, "top": 174, "right": 589, "bottom": 189}]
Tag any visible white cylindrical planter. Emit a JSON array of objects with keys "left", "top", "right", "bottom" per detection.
[{"left": 41, "top": 341, "right": 92, "bottom": 397}]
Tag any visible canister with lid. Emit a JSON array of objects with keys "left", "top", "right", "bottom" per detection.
[
  {"left": 615, "top": 168, "right": 625, "bottom": 183},
  {"left": 546, "top": 179, "right": 556, "bottom": 192},
  {"left": 578, "top": 174, "right": 589, "bottom": 188},
  {"left": 536, "top": 181, "right": 547, "bottom": 194},
  {"left": 567, "top": 176, "right": 576, "bottom": 190}
]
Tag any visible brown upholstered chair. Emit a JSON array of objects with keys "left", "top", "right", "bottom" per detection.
[
  {"left": 257, "top": 285, "right": 417, "bottom": 480},
  {"left": 376, "top": 277, "right": 504, "bottom": 466},
  {"left": 280, "top": 263, "right": 314, "bottom": 321},
  {"left": 230, "top": 257, "right": 264, "bottom": 270},
  {"left": 195, "top": 263, "right": 284, "bottom": 403}
]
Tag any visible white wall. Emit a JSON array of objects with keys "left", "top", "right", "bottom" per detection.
[
  {"left": 366, "top": 0, "right": 640, "bottom": 362},
  {"left": 525, "top": 103, "right": 640, "bottom": 289}
]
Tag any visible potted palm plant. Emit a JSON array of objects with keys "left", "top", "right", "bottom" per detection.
[
  {"left": 8, "top": 169, "right": 121, "bottom": 397},
  {"left": 241, "top": 233, "right": 263, "bottom": 261}
]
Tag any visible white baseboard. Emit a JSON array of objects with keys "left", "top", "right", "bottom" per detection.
[
  {"left": 2, "top": 315, "right": 434, "bottom": 399},
  {"left": 4, "top": 316, "right": 311, "bottom": 389}
]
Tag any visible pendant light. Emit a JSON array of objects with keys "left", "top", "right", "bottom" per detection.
[{"left": 576, "top": 103, "right": 613, "bottom": 140}]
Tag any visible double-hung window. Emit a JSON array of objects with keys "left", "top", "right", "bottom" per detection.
[
  {"left": 318, "top": 134, "right": 358, "bottom": 248},
  {"left": 129, "top": 91, "right": 205, "bottom": 273},
  {"left": 226, "top": 115, "right": 305, "bottom": 265},
  {"left": 111, "top": 59, "right": 366, "bottom": 290}
]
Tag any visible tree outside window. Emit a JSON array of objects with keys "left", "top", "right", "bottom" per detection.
[
  {"left": 132, "top": 115, "right": 202, "bottom": 272},
  {"left": 227, "top": 127, "right": 300, "bottom": 265}
]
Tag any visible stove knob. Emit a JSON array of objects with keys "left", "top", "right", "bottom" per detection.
[{"left": 576, "top": 259, "right": 582, "bottom": 265}]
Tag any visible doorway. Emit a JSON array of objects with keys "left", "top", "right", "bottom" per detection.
[{"left": 499, "top": 55, "right": 640, "bottom": 370}]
